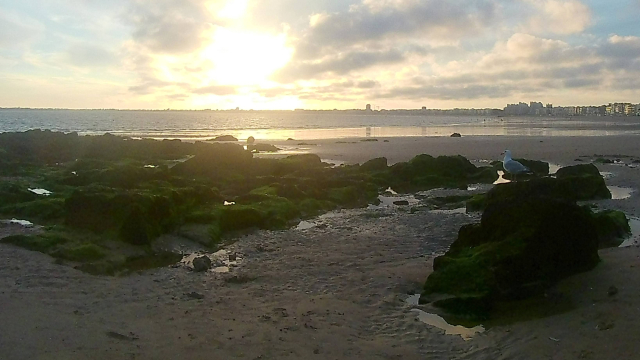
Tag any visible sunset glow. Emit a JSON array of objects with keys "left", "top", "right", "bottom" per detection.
[{"left": 0, "top": 0, "right": 639, "bottom": 110}]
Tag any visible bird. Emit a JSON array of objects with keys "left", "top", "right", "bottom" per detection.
[{"left": 502, "top": 150, "right": 531, "bottom": 181}]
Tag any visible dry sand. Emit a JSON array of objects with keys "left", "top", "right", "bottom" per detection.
[{"left": 2, "top": 135, "right": 640, "bottom": 359}]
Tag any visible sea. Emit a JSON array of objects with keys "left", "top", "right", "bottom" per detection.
[{"left": 1, "top": 108, "right": 640, "bottom": 141}]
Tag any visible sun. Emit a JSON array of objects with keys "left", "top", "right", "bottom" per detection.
[{"left": 200, "top": 27, "right": 293, "bottom": 87}]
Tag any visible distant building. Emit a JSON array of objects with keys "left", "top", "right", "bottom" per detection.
[{"left": 365, "top": 104, "right": 372, "bottom": 111}]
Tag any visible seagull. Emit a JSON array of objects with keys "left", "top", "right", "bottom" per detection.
[{"left": 502, "top": 150, "right": 531, "bottom": 181}]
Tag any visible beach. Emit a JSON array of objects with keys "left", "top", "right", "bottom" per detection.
[{"left": 1, "top": 134, "right": 640, "bottom": 359}]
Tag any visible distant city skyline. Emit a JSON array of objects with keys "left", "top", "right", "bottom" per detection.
[{"left": 1, "top": 0, "right": 639, "bottom": 111}]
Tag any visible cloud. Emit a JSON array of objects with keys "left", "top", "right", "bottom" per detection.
[
  {"left": 273, "top": 0, "right": 498, "bottom": 82},
  {"left": 192, "top": 84, "right": 237, "bottom": 95},
  {"left": 64, "top": 43, "right": 119, "bottom": 68},
  {"left": 0, "top": 11, "right": 43, "bottom": 48},
  {"left": 524, "top": 0, "right": 592, "bottom": 35},
  {"left": 274, "top": 49, "right": 404, "bottom": 81},
  {"left": 125, "top": 0, "right": 214, "bottom": 54}
]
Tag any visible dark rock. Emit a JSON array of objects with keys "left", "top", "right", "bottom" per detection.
[
  {"left": 486, "top": 174, "right": 610, "bottom": 204},
  {"left": 608, "top": 286, "right": 618, "bottom": 296},
  {"left": 450, "top": 133, "right": 462, "bottom": 137},
  {"left": 192, "top": 256, "right": 212, "bottom": 272},
  {"left": 393, "top": 200, "right": 410, "bottom": 206},
  {"left": 360, "top": 157, "right": 388, "bottom": 172},
  {"left": 590, "top": 209, "right": 631, "bottom": 248},
  {"left": 494, "top": 158, "right": 549, "bottom": 176},
  {"left": 555, "top": 164, "right": 611, "bottom": 200},
  {"left": 211, "top": 135, "right": 238, "bottom": 142},
  {"left": 219, "top": 207, "right": 264, "bottom": 231},
  {"left": 424, "top": 196, "right": 600, "bottom": 314},
  {"left": 360, "top": 138, "right": 378, "bottom": 142},
  {"left": 595, "top": 157, "right": 614, "bottom": 164},
  {"left": 228, "top": 252, "right": 237, "bottom": 261},
  {"left": 250, "top": 143, "right": 280, "bottom": 152}
]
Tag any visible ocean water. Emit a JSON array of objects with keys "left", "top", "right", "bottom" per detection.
[{"left": 1, "top": 109, "right": 639, "bottom": 140}]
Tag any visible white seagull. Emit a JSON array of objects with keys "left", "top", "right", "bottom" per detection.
[{"left": 502, "top": 150, "right": 531, "bottom": 181}]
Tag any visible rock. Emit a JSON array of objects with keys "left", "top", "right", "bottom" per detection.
[
  {"left": 423, "top": 196, "right": 600, "bottom": 316},
  {"left": 250, "top": 143, "right": 280, "bottom": 152},
  {"left": 211, "top": 135, "right": 238, "bottom": 142},
  {"left": 494, "top": 158, "right": 549, "bottom": 177},
  {"left": 228, "top": 252, "right": 237, "bottom": 261},
  {"left": 360, "top": 138, "right": 378, "bottom": 142},
  {"left": 555, "top": 164, "right": 611, "bottom": 200},
  {"left": 486, "top": 175, "right": 610, "bottom": 204},
  {"left": 393, "top": 200, "right": 410, "bottom": 206},
  {"left": 360, "top": 157, "right": 388, "bottom": 172},
  {"left": 450, "top": 133, "right": 462, "bottom": 137},
  {"left": 192, "top": 256, "right": 212, "bottom": 272},
  {"left": 247, "top": 136, "right": 255, "bottom": 144},
  {"left": 590, "top": 209, "right": 631, "bottom": 248},
  {"left": 595, "top": 157, "right": 613, "bottom": 164},
  {"left": 608, "top": 286, "right": 619, "bottom": 296}
]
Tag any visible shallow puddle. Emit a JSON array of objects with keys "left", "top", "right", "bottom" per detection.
[
  {"left": 430, "top": 208, "right": 467, "bottom": 215},
  {"left": 619, "top": 217, "right": 640, "bottom": 247},
  {"left": 3, "top": 219, "right": 34, "bottom": 227},
  {"left": 608, "top": 186, "right": 634, "bottom": 200},
  {"left": 600, "top": 171, "right": 614, "bottom": 180},
  {"left": 296, "top": 220, "right": 316, "bottom": 230},
  {"left": 410, "top": 310, "right": 485, "bottom": 340},
  {"left": 405, "top": 295, "right": 485, "bottom": 340},
  {"left": 28, "top": 188, "right": 52, "bottom": 196}
]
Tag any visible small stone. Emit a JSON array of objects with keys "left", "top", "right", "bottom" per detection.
[
  {"left": 192, "top": 256, "right": 212, "bottom": 272},
  {"left": 450, "top": 132, "right": 462, "bottom": 138},
  {"left": 607, "top": 286, "right": 618, "bottom": 296},
  {"left": 228, "top": 252, "right": 237, "bottom": 261}
]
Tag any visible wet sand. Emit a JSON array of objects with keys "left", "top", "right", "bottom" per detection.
[{"left": 2, "top": 135, "right": 640, "bottom": 359}]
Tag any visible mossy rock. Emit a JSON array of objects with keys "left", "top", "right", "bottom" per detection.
[
  {"left": 360, "top": 157, "right": 388, "bottom": 172},
  {"left": 0, "top": 197, "right": 65, "bottom": 222},
  {"left": 486, "top": 175, "right": 610, "bottom": 205},
  {"left": 218, "top": 206, "right": 264, "bottom": 231},
  {"left": 589, "top": 209, "right": 631, "bottom": 248},
  {"left": 424, "top": 196, "right": 600, "bottom": 313},
  {"left": 465, "top": 194, "right": 487, "bottom": 212}
]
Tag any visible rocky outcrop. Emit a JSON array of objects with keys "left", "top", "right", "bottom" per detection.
[{"left": 424, "top": 195, "right": 600, "bottom": 315}]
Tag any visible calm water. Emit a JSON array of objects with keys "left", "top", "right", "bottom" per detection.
[{"left": 1, "top": 109, "right": 640, "bottom": 140}]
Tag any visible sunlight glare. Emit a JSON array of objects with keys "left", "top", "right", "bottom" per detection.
[
  {"left": 201, "top": 27, "right": 293, "bottom": 87},
  {"left": 216, "top": 0, "right": 248, "bottom": 19}
]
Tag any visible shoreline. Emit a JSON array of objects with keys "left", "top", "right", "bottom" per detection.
[{"left": 1, "top": 132, "right": 640, "bottom": 359}]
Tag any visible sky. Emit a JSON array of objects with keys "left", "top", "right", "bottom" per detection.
[{"left": 0, "top": 0, "right": 639, "bottom": 110}]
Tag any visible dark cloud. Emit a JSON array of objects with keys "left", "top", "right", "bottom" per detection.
[
  {"left": 125, "top": 0, "right": 212, "bottom": 54},
  {"left": 563, "top": 78, "right": 601, "bottom": 88},
  {"left": 356, "top": 80, "right": 379, "bottom": 88},
  {"left": 303, "top": 0, "right": 497, "bottom": 54},
  {"left": 274, "top": 49, "right": 404, "bottom": 81},
  {"left": 273, "top": 0, "right": 498, "bottom": 83},
  {"left": 378, "top": 83, "right": 520, "bottom": 100}
]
